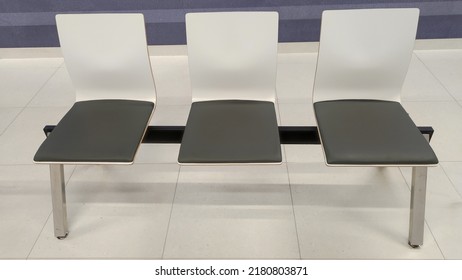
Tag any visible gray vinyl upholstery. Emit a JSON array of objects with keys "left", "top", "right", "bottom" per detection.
[
  {"left": 314, "top": 100, "right": 438, "bottom": 165},
  {"left": 178, "top": 100, "right": 282, "bottom": 163},
  {"left": 34, "top": 99, "right": 153, "bottom": 163}
]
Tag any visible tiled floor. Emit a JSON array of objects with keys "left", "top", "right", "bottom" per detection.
[{"left": 1, "top": 46, "right": 462, "bottom": 259}]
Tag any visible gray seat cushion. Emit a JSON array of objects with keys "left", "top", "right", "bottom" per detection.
[
  {"left": 178, "top": 100, "right": 282, "bottom": 163},
  {"left": 314, "top": 100, "right": 438, "bottom": 165},
  {"left": 34, "top": 99, "right": 154, "bottom": 163}
]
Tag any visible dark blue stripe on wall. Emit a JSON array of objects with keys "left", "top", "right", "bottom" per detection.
[
  {"left": 0, "top": 26, "right": 58, "bottom": 48},
  {"left": 0, "top": 1, "right": 446, "bottom": 13},
  {"left": 1, "top": 1, "right": 462, "bottom": 48},
  {"left": 418, "top": 15, "right": 462, "bottom": 39}
]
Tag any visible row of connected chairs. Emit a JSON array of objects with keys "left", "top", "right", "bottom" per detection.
[{"left": 34, "top": 9, "right": 438, "bottom": 247}]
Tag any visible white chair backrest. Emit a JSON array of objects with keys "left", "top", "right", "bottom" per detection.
[
  {"left": 56, "top": 13, "right": 156, "bottom": 103},
  {"left": 185, "top": 12, "right": 279, "bottom": 103},
  {"left": 313, "top": 8, "right": 419, "bottom": 103}
]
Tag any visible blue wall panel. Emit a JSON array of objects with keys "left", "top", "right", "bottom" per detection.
[{"left": 1, "top": 0, "right": 461, "bottom": 48}]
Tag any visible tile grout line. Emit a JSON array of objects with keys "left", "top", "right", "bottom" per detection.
[
  {"left": 0, "top": 66, "right": 61, "bottom": 139},
  {"left": 425, "top": 164, "right": 462, "bottom": 259},
  {"left": 439, "top": 162, "right": 462, "bottom": 200},
  {"left": 423, "top": 216, "right": 447, "bottom": 259},
  {"left": 26, "top": 212, "right": 53, "bottom": 260},
  {"left": 277, "top": 88, "right": 302, "bottom": 258},
  {"left": 25, "top": 165, "right": 78, "bottom": 259},
  {"left": 160, "top": 164, "right": 182, "bottom": 259},
  {"left": 0, "top": 107, "right": 23, "bottom": 137},
  {"left": 413, "top": 52, "right": 458, "bottom": 102},
  {"left": 0, "top": 163, "right": 45, "bottom": 166},
  {"left": 397, "top": 167, "right": 447, "bottom": 259},
  {"left": 24, "top": 66, "right": 62, "bottom": 108},
  {"left": 1, "top": 58, "right": 61, "bottom": 255},
  {"left": 284, "top": 153, "right": 303, "bottom": 260},
  {"left": 402, "top": 100, "right": 458, "bottom": 103}
]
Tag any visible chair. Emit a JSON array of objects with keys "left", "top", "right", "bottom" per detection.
[
  {"left": 34, "top": 13, "right": 157, "bottom": 238},
  {"left": 313, "top": 8, "right": 438, "bottom": 247},
  {"left": 178, "top": 12, "right": 282, "bottom": 164}
]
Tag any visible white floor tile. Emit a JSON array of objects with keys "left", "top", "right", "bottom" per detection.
[
  {"left": 415, "top": 50, "right": 462, "bottom": 100},
  {"left": 29, "top": 164, "right": 179, "bottom": 259},
  {"left": 276, "top": 53, "right": 317, "bottom": 103},
  {"left": 402, "top": 54, "right": 454, "bottom": 101},
  {"left": 28, "top": 67, "right": 75, "bottom": 108},
  {"left": 0, "top": 107, "right": 69, "bottom": 164},
  {"left": 0, "top": 67, "right": 58, "bottom": 107},
  {"left": 0, "top": 164, "right": 74, "bottom": 259},
  {"left": 0, "top": 107, "right": 21, "bottom": 135},
  {"left": 440, "top": 162, "right": 462, "bottom": 198},
  {"left": 425, "top": 206, "right": 462, "bottom": 260},
  {"left": 289, "top": 163, "right": 443, "bottom": 259},
  {"left": 163, "top": 164, "right": 300, "bottom": 259},
  {"left": 402, "top": 101, "right": 462, "bottom": 161},
  {"left": 0, "top": 58, "right": 63, "bottom": 69}
]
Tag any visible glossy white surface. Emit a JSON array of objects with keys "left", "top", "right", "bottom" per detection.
[
  {"left": 313, "top": 8, "right": 419, "bottom": 103},
  {"left": 186, "top": 12, "right": 278, "bottom": 103},
  {"left": 56, "top": 14, "right": 156, "bottom": 103}
]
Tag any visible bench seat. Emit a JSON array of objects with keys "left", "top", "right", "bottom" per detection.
[
  {"left": 314, "top": 100, "right": 438, "bottom": 165},
  {"left": 178, "top": 100, "right": 281, "bottom": 164},
  {"left": 34, "top": 99, "right": 154, "bottom": 164}
]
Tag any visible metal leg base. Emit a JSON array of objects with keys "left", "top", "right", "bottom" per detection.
[
  {"left": 56, "top": 232, "right": 69, "bottom": 240},
  {"left": 408, "top": 241, "right": 421, "bottom": 249},
  {"left": 50, "top": 164, "right": 69, "bottom": 239},
  {"left": 408, "top": 165, "right": 428, "bottom": 248}
]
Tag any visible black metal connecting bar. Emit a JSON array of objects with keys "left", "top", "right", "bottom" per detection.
[{"left": 43, "top": 125, "right": 434, "bottom": 144}]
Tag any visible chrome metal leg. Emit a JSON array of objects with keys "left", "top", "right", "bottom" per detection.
[
  {"left": 408, "top": 133, "right": 432, "bottom": 248},
  {"left": 50, "top": 164, "right": 69, "bottom": 239},
  {"left": 408, "top": 166, "right": 428, "bottom": 247}
]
